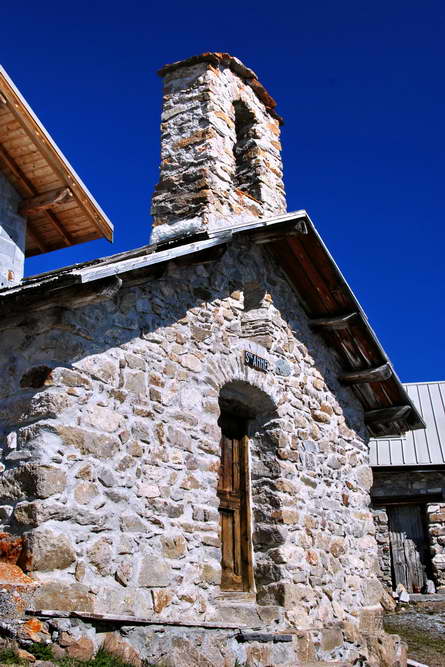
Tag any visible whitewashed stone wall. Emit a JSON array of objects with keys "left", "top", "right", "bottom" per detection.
[
  {"left": 427, "top": 502, "right": 445, "bottom": 590},
  {"left": 0, "top": 240, "right": 384, "bottom": 649},
  {"left": 0, "top": 171, "right": 26, "bottom": 287},
  {"left": 372, "top": 507, "right": 392, "bottom": 590}
]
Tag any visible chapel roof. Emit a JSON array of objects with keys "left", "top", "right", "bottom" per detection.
[
  {"left": 0, "top": 209, "right": 425, "bottom": 438},
  {"left": 0, "top": 66, "right": 113, "bottom": 257}
]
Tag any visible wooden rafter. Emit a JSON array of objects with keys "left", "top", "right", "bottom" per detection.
[
  {"left": 0, "top": 142, "right": 71, "bottom": 246},
  {"left": 309, "top": 312, "right": 358, "bottom": 330},
  {"left": 0, "top": 93, "right": 107, "bottom": 240},
  {"left": 253, "top": 221, "right": 308, "bottom": 244},
  {"left": 340, "top": 362, "right": 393, "bottom": 385},
  {"left": 0, "top": 66, "right": 113, "bottom": 255},
  {"left": 0, "top": 143, "right": 35, "bottom": 195},
  {"left": 26, "top": 223, "right": 47, "bottom": 254},
  {"left": 365, "top": 405, "right": 412, "bottom": 425},
  {"left": 19, "top": 187, "right": 73, "bottom": 216}
]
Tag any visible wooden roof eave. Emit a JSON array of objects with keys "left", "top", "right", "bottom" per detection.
[
  {"left": 0, "top": 65, "right": 113, "bottom": 254},
  {"left": 262, "top": 212, "right": 425, "bottom": 437}
]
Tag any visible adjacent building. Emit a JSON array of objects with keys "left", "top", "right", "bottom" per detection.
[{"left": 371, "top": 380, "right": 445, "bottom": 594}]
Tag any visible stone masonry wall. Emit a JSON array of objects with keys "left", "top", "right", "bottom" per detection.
[
  {"left": 0, "top": 240, "right": 385, "bottom": 662},
  {"left": 371, "top": 469, "right": 445, "bottom": 591},
  {"left": 372, "top": 507, "right": 392, "bottom": 590},
  {"left": 151, "top": 55, "right": 286, "bottom": 243},
  {"left": 0, "top": 171, "right": 26, "bottom": 287},
  {"left": 427, "top": 502, "right": 445, "bottom": 591}
]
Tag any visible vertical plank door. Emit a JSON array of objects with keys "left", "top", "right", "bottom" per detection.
[
  {"left": 388, "top": 504, "right": 429, "bottom": 593},
  {"left": 217, "top": 414, "right": 252, "bottom": 591}
]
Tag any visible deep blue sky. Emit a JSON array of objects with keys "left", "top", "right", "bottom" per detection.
[{"left": 2, "top": 0, "right": 444, "bottom": 382}]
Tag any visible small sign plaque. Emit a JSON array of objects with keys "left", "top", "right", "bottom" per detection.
[{"left": 244, "top": 350, "right": 269, "bottom": 372}]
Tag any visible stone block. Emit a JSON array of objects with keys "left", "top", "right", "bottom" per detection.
[
  {"left": 0, "top": 391, "right": 71, "bottom": 426},
  {"left": 87, "top": 537, "right": 114, "bottom": 576},
  {"left": 0, "top": 464, "right": 66, "bottom": 502},
  {"left": 83, "top": 405, "right": 122, "bottom": 432},
  {"left": 115, "top": 556, "right": 134, "bottom": 586},
  {"left": 75, "top": 355, "right": 120, "bottom": 385},
  {"left": 30, "top": 581, "right": 94, "bottom": 612},
  {"left": 151, "top": 588, "right": 173, "bottom": 613},
  {"left": 21, "top": 527, "right": 76, "bottom": 572},
  {"left": 320, "top": 627, "right": 343, "bottom": 652},
  {"left": 0, "top": 531, "right": 24, "bottom": 563},
  {"left": 162, "top": 533, "right": 188, "bottom": 559},
  {"left": 138, "top": 555, "right": 172, "bottom": 587},
  {"left": 201, "top": 561, "right": 221, "bottom": 584},
  {"left": 60, "top": 634, "right": 95, "bottom": 661},
  {"left": 57, "top": 425, "right": 120, "bottom": 459},
  {"left": 254, "top": 524, "right": 288, "bottom": 547},
  {"left": 102, "top": 632, "right": 143, "bottom": 666},
  {"left": 74, "top": 481, "right": 99, "bottom": 504}
]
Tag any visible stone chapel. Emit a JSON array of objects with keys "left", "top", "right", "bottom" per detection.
[{"left": 0, "top": 54, "right": 425, "bottom": 666}]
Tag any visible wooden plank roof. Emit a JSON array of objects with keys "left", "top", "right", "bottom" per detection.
[
  {"left": 0, "top": 66, "right": 113, "bottom": 256},
  {"left": 0, "top": 209, "right": 424, "bottom": 438}
]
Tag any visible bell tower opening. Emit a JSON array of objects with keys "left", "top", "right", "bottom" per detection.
[{"left": 233, "top": 100, "right": 261, "bottom": 203}]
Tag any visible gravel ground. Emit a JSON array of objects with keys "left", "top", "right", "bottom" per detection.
[{"left": 384, "top": 610, "right": 445, "bottom": 667}]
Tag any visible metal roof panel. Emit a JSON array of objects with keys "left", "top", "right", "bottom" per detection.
[{"left": 370, "top": 380, "right": 445, "bottom": 466}]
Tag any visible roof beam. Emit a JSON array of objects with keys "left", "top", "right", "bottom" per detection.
[
  {"left": 19, "top": 187, "right": 73, "bottom": 216},
  {"left": 0, "top": 143, "right": 35, "bottom": 196},
  {"left": 365, "top": 405, "right": 412, "bottom": 424},
  {"left": 340, "top": 362, "right": 392, "bottom": 384},
  {"left": 253, "top": 221, "right": 308, "bottom": 244},
  {"left": 309, "top": 312, "right": 358, "bottom": 330},
  {"left": 43, "top": 210, "right": 72, "bottom": 246},
  {"left": 27, "top": 222, "right": 48, "bottom": 253},
  {"left": 0, "top": 143, "right": 72, "bottom": 247},
  {"left": 0, "top": 87, "right": 111, "bottom": 240}
]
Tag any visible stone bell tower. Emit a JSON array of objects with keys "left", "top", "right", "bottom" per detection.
[{"left": 150, "top": 53, "right": 286, "bottom": 244}]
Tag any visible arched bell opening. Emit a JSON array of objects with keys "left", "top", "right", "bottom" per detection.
[{"left": 233, "top": 101, "right": 262, "bottom": 203}]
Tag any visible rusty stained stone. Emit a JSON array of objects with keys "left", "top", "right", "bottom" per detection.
[
  {"left": 0, "top": 561, "right": 38, "bottom": 588},
  {"left": 151, "top": 588, "right": 173, "bottom": 613},
  {"left": 0, "top": 531, "right": 24, "bottom": 564},
  {"left": 18, "top": 617, "right": 50, "bottom": 642}
]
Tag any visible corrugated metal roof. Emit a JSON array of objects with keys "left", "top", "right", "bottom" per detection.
[{"left": 370, "top": 381, "right": 445, "bottom": 466}]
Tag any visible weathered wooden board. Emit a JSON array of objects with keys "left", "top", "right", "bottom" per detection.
[
  {"left": 388, "top": 504, "right": 428, "bottom": 593},
  {"left": 217, "top": 415, "right": 252, "bottom": 592}
]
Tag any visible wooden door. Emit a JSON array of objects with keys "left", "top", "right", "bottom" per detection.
[
  {"left": 217, "top": 414, "right": 253, "bottom": 592},
  {"left": 388, "top": 504, "right": 429, "bottom": 593}
]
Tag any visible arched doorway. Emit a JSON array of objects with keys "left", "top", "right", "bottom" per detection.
[{"left": 217, "top": 380, "right": 278, "bottom": 594}]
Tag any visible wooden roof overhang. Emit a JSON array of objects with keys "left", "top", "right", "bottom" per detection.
[
  {"left": 0, "top": 66, "right": 113, "bottom": 256},
  {"left": 246, "top": 212, "right": 425, "bottom": 437},
  {"left": 0, "top": 209, "right": 423, "bottom": 437}
]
